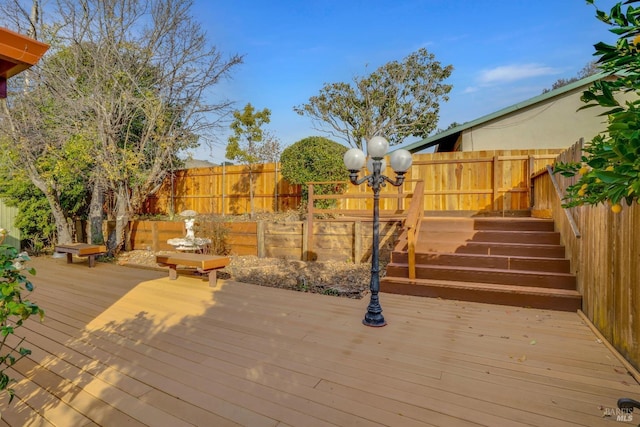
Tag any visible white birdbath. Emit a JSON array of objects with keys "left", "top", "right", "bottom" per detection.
[{"left": 167, "top": 211, "right": 211, "bottom": 251}]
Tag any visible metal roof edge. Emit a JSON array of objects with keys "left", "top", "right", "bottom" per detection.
[{"left": 398, "top": 72, "right": 611, "bottom": 153}]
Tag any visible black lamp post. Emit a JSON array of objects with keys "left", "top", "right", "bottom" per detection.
[{"left": 343, "top": 136, "right": 413, "bottom": 327}]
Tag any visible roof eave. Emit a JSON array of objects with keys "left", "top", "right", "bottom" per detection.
[{"left": 0, "top": 26, "right": 49, "bottom": 80}]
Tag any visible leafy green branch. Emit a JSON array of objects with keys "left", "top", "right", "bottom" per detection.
[
  {"left": 554, "top": 0, "right": 640, "bottom": 212},
  {"left": 0, "top": 232, "right": 44, "bottom": 404}
]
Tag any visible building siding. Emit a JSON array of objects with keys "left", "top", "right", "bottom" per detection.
[{"left": 0, "top": 199, "right": 20, "bottom": 250}]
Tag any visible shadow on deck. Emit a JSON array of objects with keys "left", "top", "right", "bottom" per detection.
[{"left": 1, "top": 257, "right": 638, "bottom": 426}]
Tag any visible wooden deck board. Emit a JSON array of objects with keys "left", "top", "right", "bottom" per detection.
[{"left": 1, "top": 256, "right": 638, "bottom": 426}]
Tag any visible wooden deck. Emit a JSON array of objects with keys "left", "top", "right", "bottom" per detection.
[{"left": 1, "top": 257, "right": 638, "bottom": 426}]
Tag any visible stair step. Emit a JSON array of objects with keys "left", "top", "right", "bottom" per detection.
[
  {"left": 473, "top": 217, "right": 555, "bottom": 231},
  {"left": 409, "top": 240, "right": 567, "bottom": 258},
  {"left": 420, "top": 217, "right": 555, "bottom": 232},
  {"left": 380, "top": 277, "right": 582, "bottom": 312},
  {"left": 390, "top": 252, "right": 570, "bottom": 274},
  {"left": 384, "top": 214, "right": 579, "bottom": 311},
  {"left": 385, "top": 263, "right": 576, "bottom": 289},
  {"left": 452, "top": 242, "right": 567, "bottom": 258},
  {"left": 423, "top": 230, "right": 560, "bottom": 245}
]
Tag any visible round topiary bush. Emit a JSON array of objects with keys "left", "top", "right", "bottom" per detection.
[{"left": 280, "top": 136, "right": 350, "bottom": 208}]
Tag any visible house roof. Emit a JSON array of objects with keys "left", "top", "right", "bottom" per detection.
[
  {"left": 399, "top": 72, "right": 608, "bottom": 153},
  {"left": 180, "top": 158, "right": 218, "bottom": 169},
  {"left": 0, "top": 27, "right": 49, "bottom": 79}
]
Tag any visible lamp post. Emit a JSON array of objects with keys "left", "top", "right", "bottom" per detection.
[{"left": 344, "top": 136, "right": 413, "bottom": 327}]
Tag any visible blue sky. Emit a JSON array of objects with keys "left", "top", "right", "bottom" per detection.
[{"left": 188, "top": 0, "right": 619, "bottom": 163}]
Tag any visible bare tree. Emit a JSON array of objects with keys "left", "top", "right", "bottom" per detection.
[
  {"left": 294, "top": 48, "right": 453, "bottom": 150},
  {"left": 542, "top": 61, "right": 601, "bottom": 93},
  {"left": 0, "top": 0, "right": 242, "bottom": 252}
]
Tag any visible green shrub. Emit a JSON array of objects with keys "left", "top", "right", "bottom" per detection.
[{"left": 280, "top": 136, "right": 349, "bottom": 209}]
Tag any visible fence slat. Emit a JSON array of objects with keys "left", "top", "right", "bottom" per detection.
[{"left": 143, "top": 149, "right": 563, "bottom": 216}]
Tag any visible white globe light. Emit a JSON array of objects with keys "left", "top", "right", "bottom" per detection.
[
  {"left": 390, "top": 149, "right": 413, "bottom": 172},
  {"left": 367, "top": 136, "right": 389, "bottom": 159},
  {"left": 366, "top": 157, "right": 387, "bottom": 174},
  {"left": 344, "top": 148, "right": 366, "bottom": 170}
]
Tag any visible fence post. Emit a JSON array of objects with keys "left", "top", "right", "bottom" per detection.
[
  {"left": 257, "top": 220, "right": 266, "bottom": 258},
  {"left": 354, "top": 220, "right": 362, "bottom": 264},
  {"left": 492, "top": 155, "right": 499, "bottom": 210},
  {"left": 305, "top": 184, "right": 314, "bottom": 261},
  {"left": 302, "top": 220, "right": 308, "bottom": 261},
  {"left": 528, "top": 155, "right": 535, "bottom": 208},
  {"left": 275, "top": 162, "right": 279, "bottom": 212},
  {"left": 222, "top": 162, "right": 226, "bottom": 215},
  {"left": 151, "top": 221, "right": 159, "bottom": 252}
]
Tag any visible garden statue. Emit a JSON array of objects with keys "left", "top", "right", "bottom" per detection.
[
  {"left": 185, "top": 218, "right": 196, "bottom": 239},
  {"left": 167, "top": 210, "right": 211, "bottom": 251}
]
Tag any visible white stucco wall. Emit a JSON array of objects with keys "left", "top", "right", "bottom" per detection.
[{"left": 459, "top": 86, "right": 636, "bottom": 151}]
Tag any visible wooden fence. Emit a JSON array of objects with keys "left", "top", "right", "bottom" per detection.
[
  {"left": 306, "top": 149, "right": 562, "bottom": 216},
  {"left": 141, "top": 149, "right": 561, "bottom": 216},
  {"left": 143, "top": 162, "right": 302, "bottom": 215},
  {"left": 129, "top": 219, "right": 400, "bottom": 263},
  {"left": 532, "top": 139, "right": 640, "bottom": 372}
]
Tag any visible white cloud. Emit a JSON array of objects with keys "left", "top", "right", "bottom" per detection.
[{"left": 478, "top": 63, "right": 560, "bottom": 84}]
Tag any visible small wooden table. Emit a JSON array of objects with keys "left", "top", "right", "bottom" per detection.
[
  {"left": 55, "top": 243, "right": 107, "bottom": 268},
  {"left": 156, "top": 253, "right": 230, "bottom": 286}
]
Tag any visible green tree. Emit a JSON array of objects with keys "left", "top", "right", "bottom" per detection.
[
  {"left": 554, "top": 1, "right": 640, "bottom": 213},
  {"left": 0, "top": 0, "right": 242, "bottom": 253},
  {"left": 280, "top": 136, "right": 349, "bottom": 208},
  {"left": 294, "top": 48, "right": 453, "bottom": 150},
  {"left": 0, "top": 171, "right": 58, "bottom": 254},
  {"left": 226, "top": 103, "right": 281, "bottom": 217},
  {"left": 0, "top": 90, "right": 94, "bottom": 247}
]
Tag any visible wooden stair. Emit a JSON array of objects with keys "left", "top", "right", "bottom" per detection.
[{"left": 381, "top": 215, "right": 582, "bottom": 311}]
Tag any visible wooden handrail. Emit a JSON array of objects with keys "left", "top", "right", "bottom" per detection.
[
  {"left": 544, "top": 165, "right": 581, "bottom": 238},
  {"left": 404, "top": 181, "right": 425, "bottom": 279}
]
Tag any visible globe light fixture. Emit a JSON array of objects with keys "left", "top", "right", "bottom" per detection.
[
  {"left": 343, "top": 137, "right": 413, "bottom": 327},
  {"left": 367, "top": 136, "right": 389, "bottom": 159}
]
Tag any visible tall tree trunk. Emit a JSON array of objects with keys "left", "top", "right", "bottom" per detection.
[
  {"left": 26, "top": 168, "right": 73, "bottom": 244},
  {"left": 110, "top": 181, "right": 130, "bottom": 255},
  {"left": 49, "top": 194, "right": 73, "bottom": 244},
  {"left": 87, "top": 180, "right": 105, "bottom": 245}
]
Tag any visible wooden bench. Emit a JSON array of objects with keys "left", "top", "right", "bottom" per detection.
[
  {"left": 55, "top": 243, "right": 107, "bottom": 268},
  {"left": 155, "top": 253, "right": 230, "bottom": 286}
]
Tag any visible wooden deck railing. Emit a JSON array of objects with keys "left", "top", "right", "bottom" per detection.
[
  {"left": 404, "top": 181, "right": 425, "bottom": 279},
  {"left": 306, "top": 180, "right": 410, "bottom": 217},
  {"left": 304, "top": 180, "right": 410, "bottom": 261}
]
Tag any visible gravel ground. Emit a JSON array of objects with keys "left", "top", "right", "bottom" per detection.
[{"left": 117, "top": 250, "right": 373, "bottom": 298}]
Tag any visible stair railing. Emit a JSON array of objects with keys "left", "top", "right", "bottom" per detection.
[
  {"left": 544, "top": 165, "right": 581, "bottom": 238},
  {"left": 404, "top": 180, "right": 425, "bottom": 279}
]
